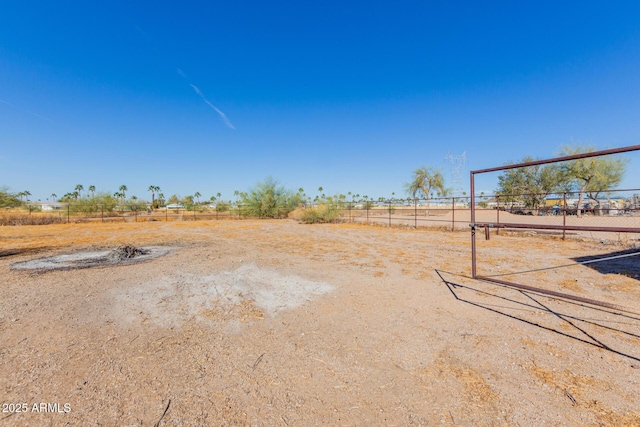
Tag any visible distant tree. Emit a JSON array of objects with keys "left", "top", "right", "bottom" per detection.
[
  {"left": 167, "top": 194, "right": 180, "bottom": 205},
  {"left": 194, "top": 191, "right": 201, "bottom": 205},
  {"left": 74, "top": 184, "right": 83, "bottom": 199},
  {"left": 240, "top": 177, "right": 300, "bottom": 218},
  {"left": 72, "top": 191, "right": 79, "bottom": 200},
  {"left": 560, "top": 145, "right": 628, "bottom": 216},
  {"left": 0, "top": 188, "right": 21, "bottom": 207},
  {"left": 50, "top": 193, "right": 58, "bottom": 202},
  {"left": 88, "top": 185, "right": 96, "bottom": 198},
  {"left": 496, "top": 157, "right": 564, "bottom": 209},
  {"left": 157, "top": 193, "right": 165, "bottom": 206},
  {"left": 182, "top": 195, "right": 194, "bottom": 210},
  {"left": 119, "top": 185, "right": 127, "bottom": 200},
  {"left": 404, "top": 166, "right": 448, "bottom": 208},
  {"left": 148, "top": 185, "right": 160, "bottom": 208}
]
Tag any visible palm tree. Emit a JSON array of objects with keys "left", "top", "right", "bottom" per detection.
[
  {"left": 88, "top": 185, "right": 96, "bottom": 198},
  {"left": 75, "top": 184, "right": 84, "bottom": 199},
  {"left": 216, "top": 192, "right": 221, "bottom": 200},
  {"left": 50, "top": 193, "right": 57, "bottom": 202},
  {"left": 158, "top": 193, "right": 165, "bottom": 206},
  {"left": 194, "top": 191, "right": 201, "bottom": 205},
  {"left": 405, "top": 166, "right": 448, "bottom": 209},
  {"left": 72, "top": 191, "right": 79, "bottom": 200},
  {"left": 148, "top": 185, "right": 158, "bottom": 207},
  {"left": 119, "top": 185, "right": 127, "bottom": 200},
  {"left": 24, "top": 190, "right": 31, "bottom": 202}
]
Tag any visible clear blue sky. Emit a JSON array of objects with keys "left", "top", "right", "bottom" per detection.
[{"left": 2, "top": 1, "right": 639, "bottom": 202}]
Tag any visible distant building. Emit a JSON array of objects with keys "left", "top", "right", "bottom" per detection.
[
  {"left": 39, "top": 202, "right": 67, "bottom": 211},
  {"left": 165, "top": 204, "right": 185, "bottom": 210}
]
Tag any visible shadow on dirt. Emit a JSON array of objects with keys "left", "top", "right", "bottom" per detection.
[
  {"left": 0, "top": 247, "right": 54, "bottom": 258},
  {"left": 436, "top": 270, "right": 640, "bottom": 363},
  {"left": 573, "top": 249, "right": 640, "bottom": 281}
]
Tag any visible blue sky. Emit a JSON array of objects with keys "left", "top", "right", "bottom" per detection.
[{"left": 1, "top": 1, "right": 639, "bottom": 202}]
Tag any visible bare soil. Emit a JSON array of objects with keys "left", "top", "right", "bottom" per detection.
[{"left": 1, "top": 220, "right": 639, "bottom": 426}]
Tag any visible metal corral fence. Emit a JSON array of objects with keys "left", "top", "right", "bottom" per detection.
[
  {"left": 6, "top": 190, "right": 640, "bottom": 239},
  {"left": 469, "top": 144, "right": 640, "bottom": 313},
  {"left": 3, "top": 204, "right": 279, "bottom": 225}
]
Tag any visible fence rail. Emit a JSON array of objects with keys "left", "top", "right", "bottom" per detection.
[{"left": 4, "top": 191, "right": 640, "bottom": 244}]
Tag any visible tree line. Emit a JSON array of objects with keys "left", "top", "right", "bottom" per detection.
[
  {"left": 1, "top": 144, "right": 631, "bottom": 219},
  {"left": 496, "top": 145, "right": 628, "bottom": 213}
]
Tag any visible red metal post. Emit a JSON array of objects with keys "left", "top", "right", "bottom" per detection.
[
  {"left": 562, "top": 192, "right": 567, "bottom": 241},
  {"left": 470, "top": 172, "right": 477, "bottom": 278},
  {"left": 451, "top": 197, "right": 455, "bottom": 232}
]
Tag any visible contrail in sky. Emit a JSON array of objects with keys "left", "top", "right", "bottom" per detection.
[
  {"left": 188, "top": 83, "right": 236, "bottom": 130},
  {"left": 0, "top": 99, "right": 83, "bottom": 134},
  {"left": 0, "top": 99, "right": 57, "bottom": 123},
  {"left": 133, "top": 24, "right": 236, "bottom": 130}
]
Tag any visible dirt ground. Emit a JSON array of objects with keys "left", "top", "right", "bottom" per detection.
[{"left": 1, "top": 219, "right": 639, "bottom": 426}]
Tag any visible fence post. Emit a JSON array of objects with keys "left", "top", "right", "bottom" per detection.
[
  {"left": 166, "top": 206, "right": 168, "bottom": 222},
  {"left": 451, "top": 197, "right": 455, "bottom": 232},
  {"left": 496, "top": 195, "right": 500, "bottom": 235},
  {"left": 414, "top": 198, "right": 417, "bottom": 228},
  {"left": 562, "top": 192, "right": 567, "bottom": 241},
  {"left": 134, "top": 207, "right": 137, "bottom": 222},
  {"left": 67, "top": 204, "right": 70, "bottom": 224},
  {"left": 388, "top": 199, "right": 391, "bottom": 227},
  {"left": 101, "top": 204, "right": 104, "bottom": 223},
  {"left": 366, "top": 202, "right": 369, "bottom": 223},
  {"left": 193, "top": 205, "right": 196, "bottom": 220}
]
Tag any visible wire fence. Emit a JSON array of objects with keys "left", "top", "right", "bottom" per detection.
[{"left": 5, "top": 190, "right": 640, "bottom": 245}]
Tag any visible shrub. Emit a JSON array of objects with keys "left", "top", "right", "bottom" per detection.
[
  {"left": 216, "top": 201, "right": 231, "bottom": 212},
  {"left": 70, "top": 193, "right": 118, "bottom": 214},
  {"left": 0, "top": 188, "right": 21, "bottom": 208},
  {"left": 297, "top": 203, "right": 341, "bottom": 224},
  {"left": 240, "top": 177, "right": 301, "bottom": 218}
]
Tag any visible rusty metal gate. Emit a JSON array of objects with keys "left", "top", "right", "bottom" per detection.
[{"left": 470, "top": 145, "right": 640, "bottom": 314}]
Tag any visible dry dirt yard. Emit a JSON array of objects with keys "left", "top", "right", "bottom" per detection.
[{"left": 1, "top": 220, "right": 639, "bottom": 426}]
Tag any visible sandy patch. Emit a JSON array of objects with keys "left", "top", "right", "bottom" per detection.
[{"left": 111, "top": 263, "right": 335, "bottom": 328}]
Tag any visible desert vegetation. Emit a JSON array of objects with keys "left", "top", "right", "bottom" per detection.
[{"left": 0, "top": 144, "right": 634, "bottom": 228}]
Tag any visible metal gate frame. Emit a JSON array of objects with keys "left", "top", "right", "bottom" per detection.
[{"left": 469, "top": 145, "right": 640, "bottom": 313}]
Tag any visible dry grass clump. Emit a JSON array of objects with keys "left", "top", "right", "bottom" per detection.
[
  {"left": 0, "top": 213, "right": 64, "bottom": 226},
  {"left": 290, "top": 204, "right": 341, "bottom": 224}
]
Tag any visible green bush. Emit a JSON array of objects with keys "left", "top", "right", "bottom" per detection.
[
  {"left": 299, "top": 203, "right": 341, "bottom": 224},
  {"left": 69, "top": 193, "right": 118, "bottom": 213},
  {"left": 240, "top": 177, "right": 302, "bottom": 218},
  {"left": 0, "top": 187, "right": 21, "bottom": 208},
  {"left": 216, "top": 201, "right": 231, "bottom": 212}
]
